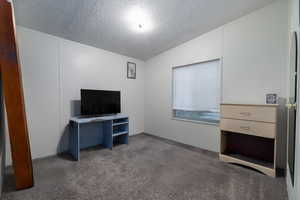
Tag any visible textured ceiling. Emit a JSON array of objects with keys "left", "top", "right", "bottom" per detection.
[{"left": 13, "top": 0, "right": 275, "bottom": 61}]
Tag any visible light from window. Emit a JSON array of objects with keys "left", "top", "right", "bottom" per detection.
[{"left": 172, "top": 59, "right": 221, "bottom": 124}]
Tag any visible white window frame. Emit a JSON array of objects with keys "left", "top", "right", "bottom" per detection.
[{"left": 171, "top": 58, "right": 222, "bottom": 125}]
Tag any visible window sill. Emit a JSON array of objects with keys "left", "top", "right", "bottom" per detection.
[{"left": 172, "top": 117, "right": 220, "bottom": 127}]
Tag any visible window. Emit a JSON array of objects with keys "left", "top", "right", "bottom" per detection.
[{"left": 172, "top": 59, "right": 221, "bottom": 124}]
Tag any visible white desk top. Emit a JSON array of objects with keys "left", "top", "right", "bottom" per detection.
[{"left": 70, "top": 114, "right": 129, "bottom": 124}]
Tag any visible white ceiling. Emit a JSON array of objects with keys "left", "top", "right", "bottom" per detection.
[{"left": 13, "top": 0, "right": 275, "bottom": 61}]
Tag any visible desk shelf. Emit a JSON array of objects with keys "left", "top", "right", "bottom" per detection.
[
  {"left": 113, "top": 118, "right": 128, "bottom": 124},
  {"left": 112, "top": 119, "right": 129, "bottom": 147},
  {"left": 113, "top": 131, "right": 129, "bottom": 137},
  {"left": 113, "top": 123, "right": 128, "bottom": 133},
  {"left": 113, "top": 122, "right": 129, "bottom": 126}
]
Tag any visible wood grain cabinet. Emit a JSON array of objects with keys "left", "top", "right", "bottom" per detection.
[{"left": 219, "top": 104, "right": 278, "bottom": 177}]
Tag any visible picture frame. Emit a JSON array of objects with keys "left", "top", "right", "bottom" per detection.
[
  {"left": 266, "top": 94, "right": 278, "bottom": 104},
  {"left": 127, "top": 62, "right": 136, "bottom": 79}
]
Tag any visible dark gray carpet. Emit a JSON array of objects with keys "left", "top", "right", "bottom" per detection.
[{"left": 3, "top": 134, "right": 287, "bottom": 200}]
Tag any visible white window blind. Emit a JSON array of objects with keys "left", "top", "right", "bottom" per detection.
[{"left": 172, "top": 60, "right": 221, "bottom": 123}]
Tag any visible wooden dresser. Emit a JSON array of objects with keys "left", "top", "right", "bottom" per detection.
[{"left": 219, "top": 104, "right": 278, "bottom": 177}]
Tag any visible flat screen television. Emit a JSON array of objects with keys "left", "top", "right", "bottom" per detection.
[{"left": 81, "top": 89, "right": 121, "bottom": 116}]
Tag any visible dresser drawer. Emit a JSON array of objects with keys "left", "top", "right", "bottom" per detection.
[
  {"left": 221, "top": 105, "right": 277, "bottom": 123},
  {"left": 220, "top": 118, "right": 275, "bottom": 138}
]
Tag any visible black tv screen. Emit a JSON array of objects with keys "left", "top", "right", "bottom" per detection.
[{"left": 81, "top": 89, "right": 121, "bottom": 116}]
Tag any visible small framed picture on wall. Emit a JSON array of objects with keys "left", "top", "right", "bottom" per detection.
[
  {"left": 266, "top": 94, "right": 278, "bottom": 104},
  {"left": 127, "top": 62, "right": 136, "bottom": 79}
]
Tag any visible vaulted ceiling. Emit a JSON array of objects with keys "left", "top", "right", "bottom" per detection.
[{"left": 13, "top": 0, "right": 275, "bottom": 60}]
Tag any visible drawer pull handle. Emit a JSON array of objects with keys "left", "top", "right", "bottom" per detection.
[
  {"left": 240, "top": 112, "right": 251, "bottom": 116},
  {"left": 240, "top": 126, "right": 250, "bottom": 130}
]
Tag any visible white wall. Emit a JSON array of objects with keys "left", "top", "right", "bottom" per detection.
[
  {"left": 59, "top": 34, "right": 145, "bottom": 151},
  {"left": 287, "top": 0, "right": 300, "bottom": 199},
  {"left": 223, "top": 1, "right": 288, "bottom": 103},
  {"left": 5, "top": 26, "right": 145, "bottom": 165},
  {"left": 145, "top": 1, "right": 288, "bottom": 154},
  {"left": 16, "top": 26, "right": 61, "bottom": 162},
  {"left": 145, "top": 28, "right": 223, "bottom": 152}
]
